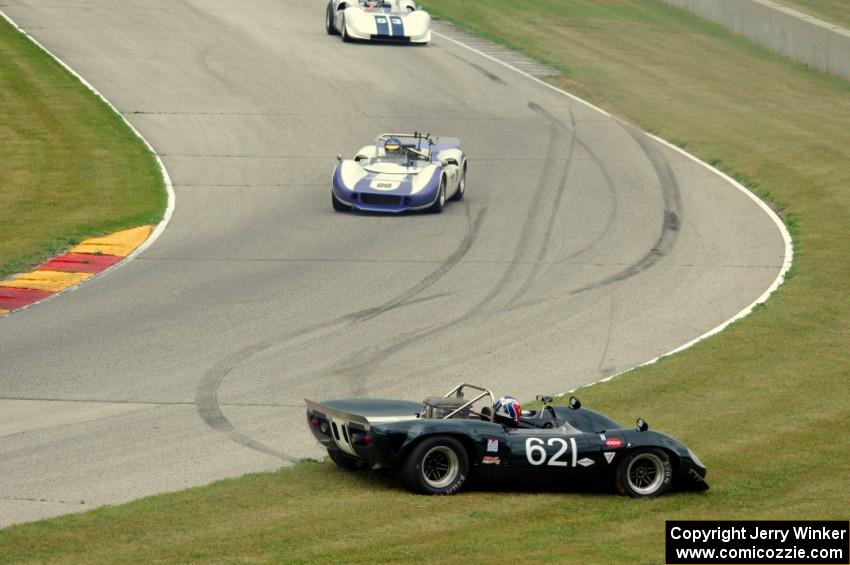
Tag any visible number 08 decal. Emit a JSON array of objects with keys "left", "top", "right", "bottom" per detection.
[{"left": 525, "top": 437, "right": 577, "bottom": 467}]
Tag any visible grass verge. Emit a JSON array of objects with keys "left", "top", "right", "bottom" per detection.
[
  {"left": 1, "top": 1, "right": 849, "bottom": 562},
  {"left": 774, "top": 0, "right": 850, "bottom": 30},
  {"left": 0, "top": 17, "right": 165, "bottom": 279}
]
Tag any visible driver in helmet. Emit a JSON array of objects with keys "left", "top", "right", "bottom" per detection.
[
  {"left": 494, "top": 396, "right": 522, "bottom": 425},
  {"left": 384, "top": 137, "right": 403, "bottom": 157}
]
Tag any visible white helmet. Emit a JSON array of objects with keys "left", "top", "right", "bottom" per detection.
[{"left": 494, "top": 396, "right": 521, "bottom": 422}]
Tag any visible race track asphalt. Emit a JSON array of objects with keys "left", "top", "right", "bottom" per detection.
[{"left": 0, "top": 0, "right": 786, "bottom": 527}]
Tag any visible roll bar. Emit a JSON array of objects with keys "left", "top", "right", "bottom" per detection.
[{"left": 439, "top": 383, "right": 496, "bottom": 422}]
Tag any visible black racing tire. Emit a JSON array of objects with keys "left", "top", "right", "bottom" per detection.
[
  {"left": 328, "top": 449, "right": 365, "bottom": 471},
  {"left": 427, "top": 177, "right": 446, "bottom": 214},
  {"left": 449, "top": 161, "right": 466, "bottom": 201},
  {"left": 332, "top": 192, "right": 351, "bottom": 212},
  {"left": 341, "top": 17, "right": 352, "bottom": 42},
  {"left": 615, "top": 448, "right": 673, "bottom": 497},
  {"left": 399, "top": 436, "right": 469, "bottom": 495},
  {"left": 326, "top": 3, "right": 338, "bottom": 35}
]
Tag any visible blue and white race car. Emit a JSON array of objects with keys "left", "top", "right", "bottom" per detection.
[
  {"left": 332, "top": 132, "right": 466, "bottom": 214},
  {"left": 325, "top": 0, "right": 431, "bottom": 44}
]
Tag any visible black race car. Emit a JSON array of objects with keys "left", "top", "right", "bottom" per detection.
[{"left": 306, "top": 383, "right": 708, "bottom": 497}]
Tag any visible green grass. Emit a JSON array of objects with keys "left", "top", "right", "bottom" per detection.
[
  {"left": 0, "top": 18, "right": 165, "bottom": 278},
  {"left": 2, "top": 1, "right": 850, "bottom": 562},
  {"left": 774, "top": 0, "right": 850, "bottom": 30}
]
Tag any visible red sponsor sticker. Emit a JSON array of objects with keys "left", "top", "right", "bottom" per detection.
[
  {"left": 481, "top": 456, "right": 501, "bottom": 465},
  {"left": 605, "top": 437, "right": 624, "bottom": 448}
]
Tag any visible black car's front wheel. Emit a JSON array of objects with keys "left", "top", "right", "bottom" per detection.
[
  {"left": 399, "top": 436, "right": 469, "bottom": 495},
  {"left": 615, "top": 448, "right": 673, "bottom": 497}
]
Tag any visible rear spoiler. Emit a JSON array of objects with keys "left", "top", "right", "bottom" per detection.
[{"left": 305, "top": 399, "right": 372, "bottom": 429}]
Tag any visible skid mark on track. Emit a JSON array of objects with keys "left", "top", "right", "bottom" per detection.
[
  {"left": 464, "top": 104, "right": 574, "bottom": 315},
  {"left": 196, "top": 344, "right": 297, "bottom": 462},
  {"left": 379, "top": 283, "right": 624, "bottom": 387},
  {"left": 504, "top": 102, "right": 577, "bottom": 307},
  {"left": 571, "top": 124, "right": 683, "bottom": 294},
  {"left": 348, "top": 204, "right": 486, "bottom": 327},
  {"left": 322, "top": 207, "right": 490, "bottom": 396},
  {"left": 596, "top": 297, "right": 618, "bottom": 378},
  {"left": 554, "top": 138, "right": 620, "bottom": 266},
  {"left": 447, "top": 51, "right": 506, "bottom": 84},
  {"left": 194, "top": 205, "right": 486, "bottom": 454}
]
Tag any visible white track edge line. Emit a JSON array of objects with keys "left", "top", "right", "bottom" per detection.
[
  {"left": 0, "top": 10, "right": 175, "bottom": 315},
  {"left": 434, "top": 28, "right": 794, "bottom": 396}
]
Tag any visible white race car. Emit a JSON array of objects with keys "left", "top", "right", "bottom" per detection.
[{"left": 325, "top": 0, "right": 431, "bottom": 44}]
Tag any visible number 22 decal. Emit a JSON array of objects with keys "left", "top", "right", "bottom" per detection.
[{"left": 525, "top": 437, "right": 577, "bottom": 467}]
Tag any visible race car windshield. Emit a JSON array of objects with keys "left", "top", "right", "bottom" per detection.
[
  {"left": 360, "top": 0, "right": 393, "bottom": 10},
  {"left": 377, "top": 143, "right": 430, "bottom": 163}
]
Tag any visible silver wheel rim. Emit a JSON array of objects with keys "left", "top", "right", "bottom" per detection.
[
  {"left": 627, "top": 452, "right": 665, "bottom": 495},
  {"left": 439, "top": 183, "right": 446, "bottom": 206},
  {"left": 459, "top": 171, "right": 465, "bottom": 194},
  {"left": 421, "top": 445, "right": 459, "bottom": 489}
]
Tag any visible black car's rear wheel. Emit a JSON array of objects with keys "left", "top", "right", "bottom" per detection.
[
  {"left": 328, "top": 449, "right": 365, "bottom": 471},
  {"left": 616, "top": 448, "right": 673, "bottom": 497},
  {"left": 399, "top": 436, "right": 468, "bottom": 495}
]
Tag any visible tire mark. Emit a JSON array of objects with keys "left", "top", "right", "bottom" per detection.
[
  {"left": 195, "top": 205, "right": 486, "bottom": 454},
  {"left": 596, "top": 296, "right": 618, "bottom": 378},
  {"left": 570, "top": 123, "right": 682, "bottom": 294},
  {"left": 325, "top": 207, "right": 490, "bottom": 396},
  {"left": 369, "top": 282, "right": 624, "bottom": 388},
  {"left": 555, "top": 139, "right": 620, "bottom": 265},
  {"left": 460, "top": 114, "right": 564, "bottom": 314},
  {"left": 348, "top": 203, "right": 486, "bottom": 326},
  {"left": 504, "top": 102, "right": 577, "bottom": 307},
  {"left": 502, "top": 107, "right": 620, "bottom": 311},
  {"left": 447, "top": 52, "right": 506, "bottom": 84},
  {"left": 196, "top": 343, "right": 297, "bottom": 462}
]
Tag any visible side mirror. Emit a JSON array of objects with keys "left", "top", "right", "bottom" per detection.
[
  {"left": 636, "top": 418, "right": 649, "bottom": 432},
  {"left": 336, "top": 154, "right": 342, "bottom": 163},
  {"left": 569, "top": 396, "right": 581, "bottom": 410}
]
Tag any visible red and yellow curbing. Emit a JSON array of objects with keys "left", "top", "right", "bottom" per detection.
[{"left": 0, "top": 225, "right": 152, "bottom": 315}]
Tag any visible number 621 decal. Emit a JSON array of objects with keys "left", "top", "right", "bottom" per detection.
[{"left": 525, "top": 437, "right": 577, "bottom": 467}]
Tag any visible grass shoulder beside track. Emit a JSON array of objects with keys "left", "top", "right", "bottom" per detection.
[
  {"left": 775, "top": 0, "right": 850, "bottom": 30},
  {"left": 1, "top": 1, "right": 848, "bottom": 563},
  {"left": 0, "top": 17, "right": 165, "bottom": 279}
]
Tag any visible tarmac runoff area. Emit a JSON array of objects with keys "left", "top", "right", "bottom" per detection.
[{"left": 0, "top": 226, "right": 152, "bottom": 315}]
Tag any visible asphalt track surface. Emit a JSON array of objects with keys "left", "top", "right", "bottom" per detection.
[{"left": 0, "top": 1, "right": 786, "bottom": 527}]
